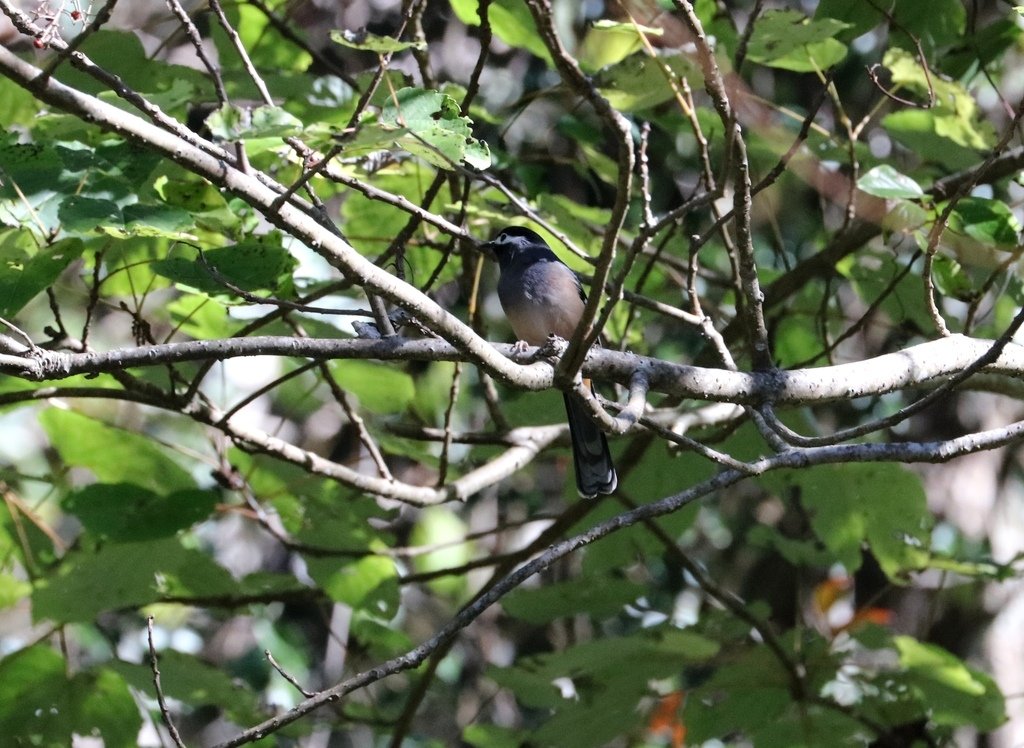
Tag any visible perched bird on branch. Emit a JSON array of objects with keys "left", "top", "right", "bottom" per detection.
[{"left": 483, "top": 226, "right": 617, "bottom": 499}]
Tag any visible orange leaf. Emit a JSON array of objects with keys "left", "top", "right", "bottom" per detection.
[{"left": 648, "top": 690, "right": 686, "bottom": 748}]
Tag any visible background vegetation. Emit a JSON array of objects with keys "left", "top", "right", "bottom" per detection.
[{"left": 1, "top": 0, "right": 1023, "bottom": 745}]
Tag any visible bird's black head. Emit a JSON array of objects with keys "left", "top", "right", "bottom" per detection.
[{"left": 481, "top": 226, "right": 554, "bottom": 267}]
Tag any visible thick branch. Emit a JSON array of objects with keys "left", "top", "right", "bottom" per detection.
[{"left": 3, "top": 334, "right": 1023, "bottom": 407}]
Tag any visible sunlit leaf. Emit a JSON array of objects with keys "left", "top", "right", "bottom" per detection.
[
  {"left": 306, "top": 554, "right": 399, "bottom": 617},
  {"left": 328, "top": 359, "right": 417, "bottom": 414},
  {"left": 896, "top": 637, "right": 1007, "bottom": 730},
  {"left": 331, "top": 29, "right": 426, "bottom": 52},
  {"left": 206, "top": 104, "right": 303, "bottom": 140},
  {"left": 409, "top": 506, "right": 472, "bottom": 597},
  {"left": 450, "top": 0, "right": 552, "bottom": 64},
  {"left": 858, "top": 165, "right": 924, "bottom": 199},
  {"left": 379, "top": 87, "right": 491, "bottom": 169},
  {"left": 578, "top": 20, "right": 663, "bottom": 72}
]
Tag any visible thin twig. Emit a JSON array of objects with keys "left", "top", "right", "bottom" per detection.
[
  {"left": 147, "top": 616, "right": 187, "bottom": 748},
  {"left": 266, "top": 649, "right": 317, "bottom": 698},
  {"left": 208, "top": 0, "right": 274, "bottom": 105},
  {"left": 164, "top": 0, "right": 228, "bottom": 104}
]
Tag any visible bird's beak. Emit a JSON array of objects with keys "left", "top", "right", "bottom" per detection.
[{"left": 478, "top": 240, "right": 498, "bottom": 261}]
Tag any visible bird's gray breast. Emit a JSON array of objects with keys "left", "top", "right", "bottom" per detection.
[{"left": 497, "top": 260, "right": 585, "bottom": 344}]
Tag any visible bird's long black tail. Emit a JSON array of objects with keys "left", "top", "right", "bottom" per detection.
[{"left": 562, "top": 393, "right": 617, "bottom": 499}]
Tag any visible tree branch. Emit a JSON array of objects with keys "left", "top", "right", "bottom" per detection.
[{"left": 3, "top": 334, "right": 1024, "bottom": 409}]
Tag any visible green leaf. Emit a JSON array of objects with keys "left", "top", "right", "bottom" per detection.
[
  {"left": 206, "top": 104, "right": 303, "bottom": 140},
  {"left": 686, "top": 639, "right": 840, "bottom": 743},
  {"left": 885, "top": 48, "right": 991, "bottom": 150},
  {"left": 350, "top": 611, "right": 413, "bottom": 658},
  {"left": 891, "top": 0, "right": 966, "bottom": 54},
  {"left": 379, "top": 87, "right": 491, "bottom": 169},
  {"left": 225, "top": 3, "right": 311, "bottom": 72},
  {"left": 763, "top": 464, "right": 931, "bottom": 579},
  {"left": 328, "top": 359, "right": 417, "bottom": 414},
  {"left": 0, "top": 646, "right": 67, "bottom": 745},
  {"left": 463, "top": 724, "right": 526, "bottom": 748},
  {"left": 57, "top": 195, "right": 121, "bottom": 232},
  {"left": 69, "top": 667, "right": 141, "bottom": 748},
  {"left": 165, "top": 294, "right": 236, "bottom": 340},
  {"left": 751, "top": 706, "right": 868, "bottom": 746},
  {"left": 0, "top": 142, "right": 65, "bottom": 198},
  {"left": 533, "top": 688, "right": 645, "bottom": 748},
  {"left": 330, "top": 29, "right": 426, "bottom": 52},
  {"left": 814, "top": 0, "right": 883, "bottom": 41},
  {"left": 494, "top": 628, "right": 718, "bottom": 748},
  {"left": 450, "top": 0, "right": 552, "bottom": 65},
  {"left": 747, "top": 524, "right": 836, "bottom": 568},
  {"left": 942, "top": 19, "right": 1021, "bottom": 78},
  {"left": 305, "top": 555, "right": 399, "bottom": 617},
  {"left": 500, "top": 628, "right": 719, "bottom": 687},
  {"left": 290, "top": 487, "right": 394, "bottom": 551},
  {"left": 32, "top": 537, "right": 238, "bottom": 623},
  {"left": 896, "top": 637, "right": 1006, "bottom": 730},
  {"left": 883, "top": 110, "right": 981, "bottom": 170},
  {"left": 881, "top": 198, "right": 929, "bottom": 235},
  {"left": 57, "top": 196, "right": 195, "bottom": 239},
  {"left": 0, "top": 235, "right": 85, "bottom": 317},
  {"left": 61, "top": 483, "right": 218, "bottom": 542},
  {"left": 577, "top": 20, "right": 663, "bottom": 72},
  {"left": 502, "top": 576, "right": 646, "bottom": 623},
  {"left": 938, "top": 197, "right": 1022, "bottom": 270},
  {"left": 595, "top": 53, "right": 698, "bottom": 112},
  {"left": 236, "top": 571, "right": 310, "bottom": 599},
  {"left": 59, "top": 31, "right": 209, "bottom": 96},
  {"left": 487, "top": 664, "right": 564, "bottom": 709},
  {"left": 151, "top": 234, "right": 297, "bottom": 295},
  {"left": 946, "top": 197, "right": 1021, "bottom": 247},
  {"left": 858, "top": 165, "right": 924, "bottom": 199},
  {"left": 0, "top": 572, "right": 31, "bottom": 609},
  {"left": 39, "top": 409, "right": 195, "bottom": 493},
  {"left": 156, "top": 176, "right": 231, "bottom": 214},
  {"left": 0, "top": 647, "right": 141, "bottom": 748},
  {"left": 848, "top": 251, "right": 935, "bottom": 333},
  {"left": 0, "top": 77, "right": 41, "bottom": 129},
  {"left": 119, "top": 202, "right": 195, "bottom": 238},
  {"left": 746, "top": 9, "right": 849, "bottom": 72},
  {"left": 686, "top": 685, "right": 792, "bottom": 743},
  {"left": 409, "top": 506, "right": 472, "bottom": 596}
]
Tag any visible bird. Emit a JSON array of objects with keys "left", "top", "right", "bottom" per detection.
[{"left": 482, "top": 225, "right": 617, "bottom": 498}]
